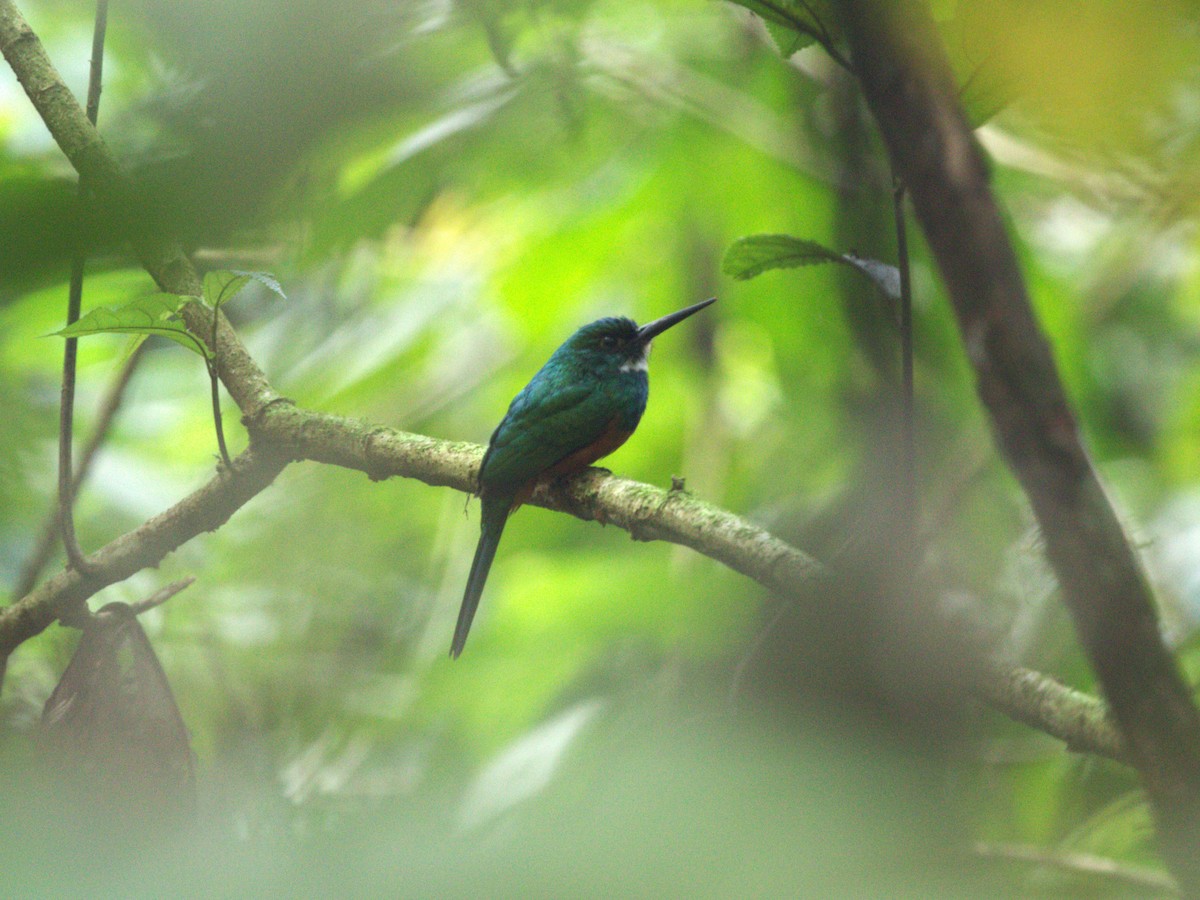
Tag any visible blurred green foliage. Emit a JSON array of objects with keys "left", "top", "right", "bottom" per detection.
[{"left": 3, "top": 0, "right": 1200, "bottom": 894}]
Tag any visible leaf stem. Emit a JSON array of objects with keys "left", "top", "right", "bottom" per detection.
[
  {"left": 208, "top": 357, "right": 233, "bottom": 469},
  {"left": 206, "top": 279, "right": 236, "bottom": 469}
]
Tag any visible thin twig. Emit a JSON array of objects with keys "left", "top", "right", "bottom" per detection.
[
  {"left": 82, "top": 1, "right": 108, "bottom": 123},
  {"left": 729, "top": 597, "right": 791, "bottom": 703},
  {"left": 56, "top": 0, "right": 109, "bottom": 574},
  {"left": 129, "top": 576, "right": 196, "bottom": 616},
  {"left": 59, "top": 275, "right": 88, "bottom": 572},
  {"left": 892, "top": 173, "right": 915, "bottom": 527},
  {"left": 13, "top": 341, "right": 148, "bottom": 602},
  {"left": 974, "top": 841, "right": 1178, "bottom": 895}
]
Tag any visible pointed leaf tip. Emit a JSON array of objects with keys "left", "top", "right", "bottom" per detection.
[
  {"left": 202, "top": 269, "right": 286, "bottom": 310},
  {"left": 233, "top": 270, "right": 287, "bottom": 301}
]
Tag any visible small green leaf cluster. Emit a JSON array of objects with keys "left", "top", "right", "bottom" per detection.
[{"left": 52, "top": 269, "right": 286, "bottom": 358}]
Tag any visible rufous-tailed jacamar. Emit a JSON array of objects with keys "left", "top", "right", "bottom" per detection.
[{"left": 451, "top": 297, "right": 716, "bottom": 658}]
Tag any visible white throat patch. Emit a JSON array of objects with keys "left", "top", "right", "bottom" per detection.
[{"left": 619, "top": 344, "right": 649, "bottom": 373}]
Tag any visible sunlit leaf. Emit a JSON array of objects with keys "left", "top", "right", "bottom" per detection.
[
  {"left": 726, "top": 0, "right": 842, "bottom": 58},
  {"left": 726, "top": 0, "right": 835, "bottom": 38},
  {"left": 723, "top": 234, "right": 900, "bottom": 302},
  {"left": 957, "top": 58, "right": 1015, "bottom": 126},
  {"left": 202, "top": 270, "right": 250, "bottom": 309},
  {"left": 723, "top": 234, "right": 842, "bottom": 279},
  {"left": 763, "top": 20, "right": 816, "bottom": 57},
  {"left": 52, "top": 292, "right": 210, "bottom": 358}
]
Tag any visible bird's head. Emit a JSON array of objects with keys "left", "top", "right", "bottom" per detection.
[{"left": 558, "top": 297, "right": 716, "bottom": 375}]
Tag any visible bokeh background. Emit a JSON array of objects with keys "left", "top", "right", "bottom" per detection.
[{"left": 3, "top": 0, "right": 1200, "bottom": 894}]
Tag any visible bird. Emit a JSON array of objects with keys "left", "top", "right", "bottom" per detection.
[{"left": 451, "top": 297, "right": 716, "bottom": 658}]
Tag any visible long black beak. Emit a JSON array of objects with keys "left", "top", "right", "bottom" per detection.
[{"left": 636, "top": 297, "right": 716, "bottom": 344}]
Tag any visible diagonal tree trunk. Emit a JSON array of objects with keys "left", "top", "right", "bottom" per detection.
[{"left": 833, "top": 1, "right": 1200, "bottom": 892}]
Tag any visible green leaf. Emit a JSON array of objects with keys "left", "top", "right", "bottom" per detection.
[
  {"left": 722, "top": 234, "right": 900, "bottom": 301},
  {"left": 202, "top": 269, "right": 287, "bottom": 311},
  {"left": 119, "top": 334, "right": 150, "bottom": 364},
  {"left": 726, "top": 0, "right": 824, "bottom": 33},
  {"left": 764, "top": 20, "right": 815, "bottom": 58},
  {"left": 940, "top": 16, "right": 1015, "bottom": 126},
  {"left": 957, "top": 60, "right": 1014, "bottom": 127},
  {"left": 202, "top": 270, "right": 250, "bottom": 310},
  {"left": 726, "top": 0, "right": 838, "bottom": 57},
  {"left": 53, "top": 293, "right": 211, "bottom": 358},
  {"left": 929, "top": 0, "right": 958, "bottom": 21},
  {"left": 722, "top": 234, "right": 844, "bottom": 280}
]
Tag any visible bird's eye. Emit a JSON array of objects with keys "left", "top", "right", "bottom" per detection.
[{"left": 600, "top": 335, "right": 618, "bottom": 350}]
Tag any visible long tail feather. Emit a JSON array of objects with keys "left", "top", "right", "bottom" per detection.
[{"left": 451, "top": 500, "right": 508, "bottom": 658}]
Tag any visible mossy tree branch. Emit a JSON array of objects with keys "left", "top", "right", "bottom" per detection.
[
  {"left": 0, "top": 0, "right": 1127, "bottom": 771},
  {"left": 978, "top": 663, "right": 1127, "bottom": 763},
  {"left": 4, "top": 398, "right": 1128, "bottom": 765},
  {"left": 0, "top": 447, "right": 289, "bottom": 661}
]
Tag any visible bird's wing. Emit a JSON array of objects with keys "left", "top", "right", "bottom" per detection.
[{"left": 480, "top": 378, "right": 614, "bottom": 489}]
